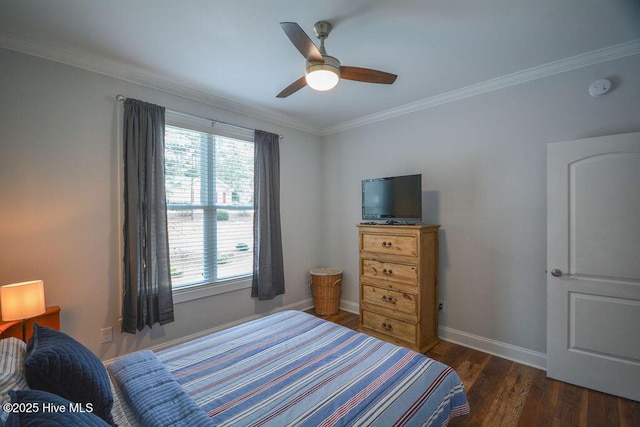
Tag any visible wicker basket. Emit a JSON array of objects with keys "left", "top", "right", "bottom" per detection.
[{"left": 310, "top": 268, "right": 343, "bottom": 316}]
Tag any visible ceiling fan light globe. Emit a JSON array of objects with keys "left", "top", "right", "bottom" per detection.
[
  {"left": 305, "top": 56, "right": 341, "bottom": 91},
  {"left": 306, "top": 69, "right": 339, "bottom": 91}
]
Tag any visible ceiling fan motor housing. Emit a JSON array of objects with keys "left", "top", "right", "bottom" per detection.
[{"left": 306, "top": 55, "right": 341, "bottom": 75}]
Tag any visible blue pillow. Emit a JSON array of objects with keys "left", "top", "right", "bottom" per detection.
[
  {"left": 6, "top": 389, "right": 109, "bottom": 426},
  {"left": 25, "top": 324, "right": 113, "bottom": 425}
]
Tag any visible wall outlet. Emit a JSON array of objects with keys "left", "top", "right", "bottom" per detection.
[
  {"left": 438, "top": 300, "right": 446, "bottom": 313},
  {"left": 100, "top": 327, "right": 113, "bottom": 343}
]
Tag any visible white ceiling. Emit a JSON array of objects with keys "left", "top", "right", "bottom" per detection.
[{"left": 1, "top": 0, "right": 639, "bottom": 134}]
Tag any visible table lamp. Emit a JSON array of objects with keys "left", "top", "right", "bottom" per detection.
[{"left": 1, "top": 280, "right": 46, "bottom": 340}]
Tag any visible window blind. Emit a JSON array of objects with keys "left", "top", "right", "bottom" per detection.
[{"left": 165, "top": 124, "right": 254, "bottom": 289}]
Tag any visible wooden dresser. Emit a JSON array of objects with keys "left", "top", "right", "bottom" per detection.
[{"left": 358, "top": 224, "right": 440, "bottom": 353}]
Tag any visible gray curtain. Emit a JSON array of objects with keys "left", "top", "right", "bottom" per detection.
[
  {"left": 252, "top": 130, "right": 285, "bottom": 300},
  {"left": 122, "top": 98, "right": 174, "bottom": 333}
]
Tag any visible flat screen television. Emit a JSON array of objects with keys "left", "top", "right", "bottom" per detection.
[{"left": 362, "top": 174, "right": 422, "bottom": 223}]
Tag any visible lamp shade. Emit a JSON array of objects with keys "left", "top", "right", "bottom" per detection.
[{"left": 0, "top": 280, "right": 46, "bottom": 321}]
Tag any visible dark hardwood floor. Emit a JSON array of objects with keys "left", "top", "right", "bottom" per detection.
[{"left": 307, "top": 309, "right": 640, "bottom": 427}]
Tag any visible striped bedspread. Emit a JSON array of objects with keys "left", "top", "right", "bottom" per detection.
[{"left": 154, "top": 310, "right": 469, "bottom": 426}]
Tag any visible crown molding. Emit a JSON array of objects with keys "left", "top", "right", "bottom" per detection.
[
  {"left": 0, "top": 32, "right": 323, "bottom": 135},
  {"left": 322, "top": 39, "right": 640, "bottom": 136},
  {"left": 2, "top": 32, "right": 638, "bottom": 137}
]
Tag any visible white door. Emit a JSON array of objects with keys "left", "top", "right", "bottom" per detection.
[{"left": 547, "top": 131, "right": 640, "bottom": 402}]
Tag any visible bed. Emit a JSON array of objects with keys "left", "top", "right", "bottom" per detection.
[{"left": 2, "top": 310, "right": 469, "bottom": 426}]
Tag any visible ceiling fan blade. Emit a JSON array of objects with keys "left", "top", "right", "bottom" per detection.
[
  {"left": 276, "top": 76, "right": 307, "bottom": 98},
  {"left": 340, "top": 66, "right": 397, "bottom": 84},
  {"left": 280, "top": 22, "right": 323, "bottom": 62}
]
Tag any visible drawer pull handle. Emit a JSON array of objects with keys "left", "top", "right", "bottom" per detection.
[
  {"left": 381, "top": 241, "right": 393, "bottom": 248},
  {"left": 381, "top": 295, "right": 396, "bottom": 304},
  {"left": 381, "top": 322, "right": 393, "bottom": 331},
  {"left": 382, "top": 268, "right": 393, "bottom": 275}
]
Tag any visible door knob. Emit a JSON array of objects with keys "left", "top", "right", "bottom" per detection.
[{"left": 550, "top": 268, "right": 565, "bottom": 277}]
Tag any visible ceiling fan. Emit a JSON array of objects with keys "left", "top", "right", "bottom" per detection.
[{"left": 277, "top": 21, "right": 397, "bottom": 98}]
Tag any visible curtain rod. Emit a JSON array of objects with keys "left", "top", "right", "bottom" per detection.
[{"left": 115, "top": 94, "right": 283, "bottom": 139}]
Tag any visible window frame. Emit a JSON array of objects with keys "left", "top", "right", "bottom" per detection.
[{"left": 165, "top": 112, "right": 254, "bottom": 303}]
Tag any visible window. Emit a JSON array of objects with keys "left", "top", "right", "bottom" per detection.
[{"left": 164, "top": 118, "right": 254, "bottom": 292}]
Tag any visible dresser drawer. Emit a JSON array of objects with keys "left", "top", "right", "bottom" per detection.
[
  {"left": 361, "top": 259, "right": 417, "bottom": 285},
  {"left": 361, "top": 233, "right": 417, "bottom": 257},
  {"left": 362, "top": 285, "right": 416, "bottom": 316},
  {"left": 361, "top": 310, "right": 416, "bottom": 344}
]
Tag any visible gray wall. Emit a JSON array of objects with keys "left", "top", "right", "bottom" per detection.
[
  {"left": 0, "top": 49, "right": 324, "bottom": 359},
  {"left": 2, "top": 47, "right": 639, "bottom": 365},
  {"left": 322, "top": 54, "right": 640, "bottom": 359}
]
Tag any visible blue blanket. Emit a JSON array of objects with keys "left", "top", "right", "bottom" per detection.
[
  {"left": 157, "top": 311, "right": 469, "bottom": 426},
  {"left": 107, "top": 350, "right": 211, "bottom": 427}
]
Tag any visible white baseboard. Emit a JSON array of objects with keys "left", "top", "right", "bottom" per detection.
[
  {"left": 104, "top": 299, "right": 316, "bottom": 365},
  {"left": 109, "top": 298, "right": 547, "bottom": 372},
  {"left": 339, "top": 299, "right": 359, "bottom": 314},
  {"left": 438, "top": 325, "right": 547, "bottom": 371},
  {"left": 335, "top": 300, "right": 547, "bottom": 370},
  {"left": 144, "top": 298, "right": 315, "bottom": 354}
]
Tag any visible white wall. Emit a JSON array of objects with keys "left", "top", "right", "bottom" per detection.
[
  {"left": 322, "top": 54, "right": 640, "bottom": 358},
  {"left": 0, "top": 49, "right": 324, "bottom": 359}
]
